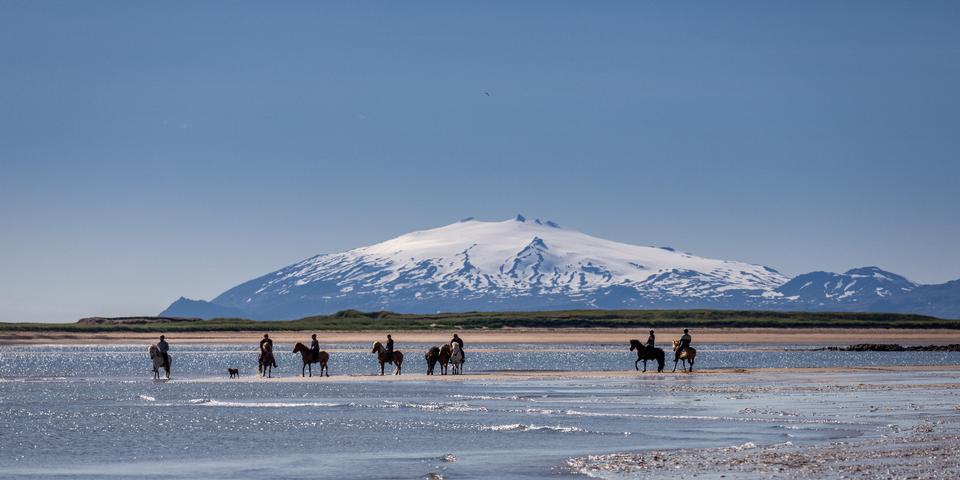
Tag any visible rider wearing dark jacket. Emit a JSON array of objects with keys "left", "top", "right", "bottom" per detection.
[
  {"left": 385, "top": 335, "right": 394, "bottom": 355},
  {"left": 451, "top": 334, "right": 465, "bottom": 360},
  {"left": 310, "top": 334, "right": 320, "bottom": 361},
  {"left": 157, "top": 335, "right": 170, "bottom": 367},
  {"left": 645, "top": 330, "right": 655, "bottom": 347},
  {"left": 675, "top": 329, "right": 692, "bottom": 361}
]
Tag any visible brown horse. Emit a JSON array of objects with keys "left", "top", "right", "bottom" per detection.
[
  {"left": 372, "top": 341, "right": 403, "bottom": 375},
  {"left": 438, "top": 344, "right": 451, "bottom": 375},
  {"left": 672, "top": 339, "right": 696, "bottom": 372},
  {"left": 258, "top": 347, "right": 275, "bottom": 378},
  {"left": 292, "top": 343, "right": 329, "bottom": 377},
  {"left": 425, "top": 346, "right": 440, "bottom": 375},
  {"left": 629, "top": 339, "right": 665, "bottom": 373}
]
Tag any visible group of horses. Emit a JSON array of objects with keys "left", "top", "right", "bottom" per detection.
[
  {"left": 424, "top": 343, "right": 465, "bottom": 375},
  {"left": 148, "top": 337, "right": 695, "bottom": 380},
  {"left": 629, "top": 338, "right": 697, "bottom": 373}
]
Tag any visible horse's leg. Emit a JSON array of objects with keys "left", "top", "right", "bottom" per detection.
[
  {"left": 673, "top": 358, "right": 679, "bottom": 373},
  {"left": 380, "top": 361, "right": 384, "bottom": 376}
]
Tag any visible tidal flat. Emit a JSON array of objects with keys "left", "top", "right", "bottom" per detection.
[{"left": 1, "top": 343, "right": 958, "bottom": 479}]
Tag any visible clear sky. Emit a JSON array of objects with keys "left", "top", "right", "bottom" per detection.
[{"left": 2, "top": 1, "right": 959, "bottom": 322}]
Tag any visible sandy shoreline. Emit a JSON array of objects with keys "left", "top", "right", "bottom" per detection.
[{"left": 4, "top": 327, "right": 960, "bottom": 346}]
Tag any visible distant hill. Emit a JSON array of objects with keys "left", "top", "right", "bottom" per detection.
[
  {"left": 0, "top": 309, "right": 950, "bottom": 333},
  {"left": 158, "top": 216, "right": 960, "bottom": 320},
  {"left": 77, "top": 316, "right": 202, "bottom": 325}
]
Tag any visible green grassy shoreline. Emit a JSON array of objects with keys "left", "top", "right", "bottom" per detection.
[{"left": 0, "top": 309, "right": 957, "bottom": 333}]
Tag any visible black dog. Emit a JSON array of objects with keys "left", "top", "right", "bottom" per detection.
[{"left": 228, "top": 368, "right": 240, "bottom": 379}]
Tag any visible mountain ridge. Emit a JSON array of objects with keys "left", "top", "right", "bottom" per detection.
[{"left": 159, "top": 216, "right": 960, "bottom": 319}]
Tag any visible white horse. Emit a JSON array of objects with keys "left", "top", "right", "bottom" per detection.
[
  {"left": 148, "top": 344, "right": 170, "bottom": 380},
  {"left": 450, "top": 343, "right": 464, "bottom": 375}
]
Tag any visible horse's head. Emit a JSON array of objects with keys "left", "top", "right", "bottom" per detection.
[
  {"left": 629, "top": 339, "right": 640, "bottom": 351},
  {"left": 372, "top": 341, "right": 382, "bottom": 353},
  {"left": 148, "top": 344, "right": 158, "bottom": 357},
  {"left": 292, "top": 343, "right": 303, "bottom": 353},
  {"left": 672, "top": 339, "right": 681, "bottom": 350}
]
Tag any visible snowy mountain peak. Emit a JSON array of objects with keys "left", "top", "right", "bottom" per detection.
[
  {"left": 160, "top": 218, "right": 960, "bottom": 319},
  {"left": 164, "top": 218, "right": 791, "bottom": 319}
]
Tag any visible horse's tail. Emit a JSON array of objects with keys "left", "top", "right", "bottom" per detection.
[{"left": 656, "top": 349, "right": 665, "bottom": 372}]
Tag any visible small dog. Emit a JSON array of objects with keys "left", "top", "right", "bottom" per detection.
[{"left": 228, "top": 368, "right": 240, "bottom": 379}]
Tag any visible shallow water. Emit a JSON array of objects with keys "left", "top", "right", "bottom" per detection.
[
  {"left": 3, "top": 343, "right": 959, "bottom": 378},
  {"left": 1, "top": 344, "right": 958, "bottom": 479}
]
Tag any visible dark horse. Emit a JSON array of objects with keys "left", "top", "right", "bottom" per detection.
[
  {"left": 372, "top": 341, "right": 403, "bottom": 375},
  {"left": 425, "top": 346, "right": 440, "bottom": 375},
  {"left": 258, "top": 346, "right": 275, "bottom": 378},
  {"left": 438, "top": 344, "right": 451, "bottom": 375},
  {"left": 629, "top": 339, "right": 665, "bottom": 373},
  {"left": 292, "top": 343, "right": 329, "bottom": 377}
]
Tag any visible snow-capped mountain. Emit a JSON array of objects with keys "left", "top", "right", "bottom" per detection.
[
  {"left": 773, "top": 267, "right": 918, "bottom": 307},
  {"left": 162, "top": 216, "right": 788, "bottom": 319},
  {"left": 159, "top": 216, "right": 960, "bottom": 319}
]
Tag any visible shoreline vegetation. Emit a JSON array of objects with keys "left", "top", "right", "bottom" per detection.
[{"left": 0, "top": 309, "right": 957, "bottom": 333}]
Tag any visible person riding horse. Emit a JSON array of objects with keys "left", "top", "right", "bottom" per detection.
[
  {"left": 675, "top": 329, "right": 692, "bottom": 361},
  {"left": 644, "top": 330, "right": 657, "bottom": 356},
  {"left": 310, "top": 334, "right": 321, "bottom": 362},
  {"left": 385, "top": 334, "right": 394, "bottom": 359},
  {"left": 451, "top": 334, "right": 464, "bottom": 361},
  {"left": 260, "top": 334, "right": 277, "bottom": 368},
  {"left": 157, "top": 335, "right": 170, "bottom": 369}
]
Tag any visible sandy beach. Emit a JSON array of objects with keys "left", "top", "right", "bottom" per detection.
[{"left": 4, "top": 327, "right": 960, "bottom": 346}]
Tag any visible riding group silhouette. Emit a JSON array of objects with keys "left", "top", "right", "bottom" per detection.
[{"left": 148, "top": 329, "right": 696, "bottom": 379}]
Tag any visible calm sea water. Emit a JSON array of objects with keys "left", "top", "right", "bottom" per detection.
[{"left": 1, "top": 343, "right": 958, "bottom": 479}]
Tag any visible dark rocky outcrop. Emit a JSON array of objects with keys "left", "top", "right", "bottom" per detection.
[{"left": 822, "top": 343, "right": 960, "bottom": 352}]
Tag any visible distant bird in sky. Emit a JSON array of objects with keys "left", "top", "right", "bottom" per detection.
[{"left": 483, "top": 91, "right": 490, "bottom": 96}]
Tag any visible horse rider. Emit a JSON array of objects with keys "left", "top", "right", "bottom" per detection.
[
  {"left": 157, "top": 335, "right": 170, "bottom": 367},
  {"left": 260, "top": 334, "right": 277, "bottom": 367},
  {"left": 451, "top": 333, "right": 465, "bottom": 360},
  {"left": 676, "top": 328, "right": 692, "bottom": 360},
  {"left": 310, "top": 333, "right": 321, "bottom": 361},
  {"left": 385, "top": 334, "right": 394, "bottom": 359},
  {"left": 645, "top": 330, "right": 655, "bottom": 348}
]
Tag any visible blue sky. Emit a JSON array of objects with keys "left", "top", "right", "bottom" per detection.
[{"left": 2, "top": 1, "right": 959, "bottom": 322}]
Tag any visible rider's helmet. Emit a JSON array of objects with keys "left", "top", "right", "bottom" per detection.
[
  {"left": 264, "top": 334, "right": 269, "bottom": 339},
  {"left": 649, "top": 330, "right": 654, "bottom": 334},
  {"left": 160, "top": 335, "right": 165, "bottom": 340},
  {"left": 311, "top": 334, "right": 317, "bottom": 339},
  {"left": 683, "top": 329, "right": 689, "bottom": 334}
]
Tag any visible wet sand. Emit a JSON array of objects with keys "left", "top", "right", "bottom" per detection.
[
  {"left": 560, "top": 365, "right": 960, "bottom": 479},
  {"left": 176, "top": 364, "right": 960, "bottom": 384},
  {"left": 4, "top": 327, "right": 960, "bottom": 346}
]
